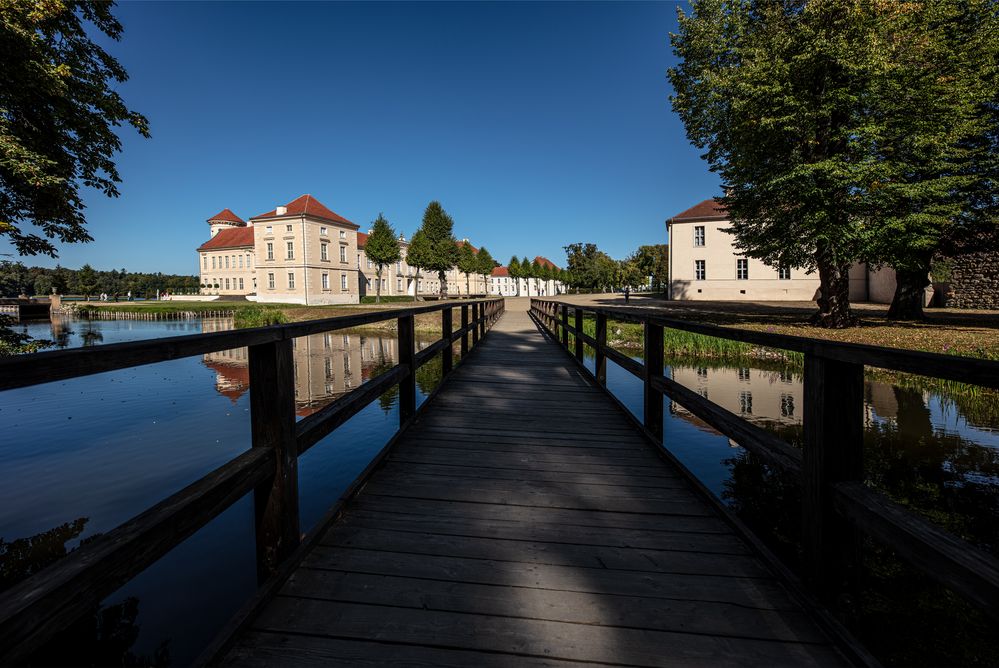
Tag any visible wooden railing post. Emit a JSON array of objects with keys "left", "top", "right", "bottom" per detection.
[
  {"left": 643, "top": 322, "right": 664, "bottom": 441},
  {"left": 471, "top": 302, "right": 480, "bottom": 346},
  {"left": 802, "top": 353, "right": 865, "bottom": 604},
  {"left": 595, "top": 312, "right": 607, "bottom": 386},
  {"left": 478, "top": 301, "right": 486, "bottom": 339},
  {"left": 398, "top": 314, "right": 416, "bottom": 425},
  {"left": 441, "top": 307, "right": 453, "bottom": 377},
  {"left": 559, "top": 304, "right": 567, "bottom": 347},
  {"left": 460, "top": 304, "right": 469, "bottom": 357},
  {"left": 248, "top": 338, "right": 300, "bottom": 583},
  {"left": 574, "top": 308, "right": 584, "bottom": 361}
]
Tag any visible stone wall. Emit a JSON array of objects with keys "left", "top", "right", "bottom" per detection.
[{"left": 947, "top": 251, "right": 999, "bottom": 309}]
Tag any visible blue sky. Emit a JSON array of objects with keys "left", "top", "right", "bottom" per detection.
[{"left": 5, "top": 1, "right": 720, "bottom": 275}]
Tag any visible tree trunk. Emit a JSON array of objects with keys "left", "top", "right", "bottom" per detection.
[
  {"left": 886, "top": 264, "right": 929, "bottom": 321},
  {"left": 811, "top": 256, "right": 856, "bottom": 328},
  {"left": 439, "top": 270, "right": 447, "bottom": 299},
  {"left": 375, "top": 267, "right": 382, "bottom": 304},
  {"left": 465, "top": 274, "right": 470, "bottom": 297}
]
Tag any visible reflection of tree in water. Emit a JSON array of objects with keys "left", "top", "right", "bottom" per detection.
[
  {"left": 369, "top": 352, "right": 399, "bottom": 413},
  {"left": 416, "top": 353, "right": 445, "bottom": 396},
  {"left": 0, "top": 519, "right": 170, "bottom": 667},
  {"left": 80, "top": 321, "right": 104, "bottom": 347}
]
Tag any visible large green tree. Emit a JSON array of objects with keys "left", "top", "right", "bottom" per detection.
[
  {"left": 456, "top": 242, "right": 478, "bottom": 296},
  {"left": 364, "top": 213, "right": 401, "bottom": 304},
  {"left": 630, "top": 244, "right": 669, "bottom": 292},
  {"left": 669, "top": 0, "right": 998, "bottom": 326},
  {"left": 1, "top": 1, "right": 150, "bottom": 257},
  {"left": 415, "top": 201, "right": 458, "bottom": 299},
  {"left": 507, "top": 255, "right": 521, "bottom": 296},
  {"left": 404, "top": 229, "right": 432, "bottom": 302},
  {"left": 476, "top": 246, "right": 495, "bottom": 295}
]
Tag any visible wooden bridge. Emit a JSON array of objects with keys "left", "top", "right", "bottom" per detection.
[{"left": 1, "top": 297, "right": 997, "bottom": 666}]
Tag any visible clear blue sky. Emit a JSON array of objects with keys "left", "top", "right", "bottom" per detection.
[{"left": 5, "top": 1, "right": 720, "bottom": 275}]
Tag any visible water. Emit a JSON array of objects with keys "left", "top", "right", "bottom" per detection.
[{"left": 1, "top": 316, "right": 443, "bottom": 666}]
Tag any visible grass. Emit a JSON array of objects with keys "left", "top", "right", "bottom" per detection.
[
  {"left": 233, "top": 306, "right": 288, "bottom": 328},
  {"left": 360, "top": 295, "right": 419, "bottom": 304}
]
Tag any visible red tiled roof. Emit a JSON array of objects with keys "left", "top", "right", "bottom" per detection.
[
  {"left": 197, "top": 227, "right": 255, "bottom": 251},
  {"left": 203, "top": 360, "right": 249, "bottom": 404},
  {"left": 534, "top": 256, "right": 560, "bottom": 270},
  {"left": 207, "top": 208, "right": 245, "bottom": 225},
  {"left": 669, "top": 198, "right": 728, "bottom": 222},
  {"left": 356, "top": 232, "right": 368, "bottom": 247},
  {"left": 491, "top": 266, "right": 509, "bottom": 277},
  {"left": 251, "top": 194, "right": 357, "bottom": 227},
  {"left": 456, "top": 240, "right": 478, "bottom": 253}
]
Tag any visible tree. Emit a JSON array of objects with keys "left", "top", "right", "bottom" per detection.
[
  {"left": 456, "top": 242, "right": 478, "bottom": 297},
  {"left": 564, "top": 243, "right": 617, "bottom": 291},
  {"left": 415, "top": 201, "right": 459, "bottom": 299},
  {"left": 631, "top": 244, "right": 669, "bottom": 292},
  {"left": 507, "top": 256, "right": 521, "bottom": 296},
  {"left": 1, "top": 2, "right": 150, "bottom": 257},
  {"left": 521, "top": 257, "right": 536, "bottom": 296},
  {"left": 77, "top": 264, "right": 97, "bottom": 300},
  {"left": 405, "top": 230, "right": 432, "bottom": 302},
  {"left": 476, "top": 246, "right": 495, "bottom": 295},
  {"left": 365, "top": 214, "right": 401, "bottom": 304},
  {"left": 669, "top": 0, "right": 999, "bottom": 326}
]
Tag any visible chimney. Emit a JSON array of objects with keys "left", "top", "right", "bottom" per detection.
[{"left": 275, "top": 205, "right": 287, "bottom": 216}]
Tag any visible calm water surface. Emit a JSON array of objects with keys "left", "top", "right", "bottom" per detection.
[{"left": 2, "top": 317, "right": 997, "bottom": 665}]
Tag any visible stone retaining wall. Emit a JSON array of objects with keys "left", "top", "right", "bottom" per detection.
[{"left": 947, "top": 251, "right": 999, "bottom": 309}]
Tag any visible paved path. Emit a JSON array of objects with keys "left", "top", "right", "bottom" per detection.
[{"left": 220, "top": 303, "right": 849, "bottom": 667}]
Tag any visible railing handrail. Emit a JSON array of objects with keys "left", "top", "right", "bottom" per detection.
[
  {"left": 530, "top": 298, "right": 999, "bottom": 390},
  {"left": 0, "top": 298, "right": 505, "bottom": 663},
  {"left": 528, "top": 297, "right": 999, "bottom": 627},
  {"left": 0, "top": 299, "right": 501, "bottom": 392}
]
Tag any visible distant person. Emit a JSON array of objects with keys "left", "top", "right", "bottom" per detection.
[
  {"left": 624, "top": 286, "right": 630, "bottom": 304},
  {"left": 127, "top": 290, "right": 132, "bottom": 301}
]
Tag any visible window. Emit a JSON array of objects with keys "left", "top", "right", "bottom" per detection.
[
  {"left": 286, "top": 241, "right": 294, "bottom": 260},
  {"left": 238, "top": 255, "right": 243, "bottom": 268},
  {"left": 341, "top": 273, "right": 348, "bottom": 290},
  {"left": 780, "top": 394, "right": 795, "bottom": 417},
  {"left": 696, "top": 367, "right": 708, "bottom": 379},
  {"left": 267, "top": 273, "right": 275, "bottom": 289},
  {"left": 738, "top": 367, "right": 750, "bottom": 381},
  {"left": 211, "top": 256, "right": 216, "bottom": 270},
  {"left": 739, "top": 391, "right": 753, "bottom": 414},
  {"left": 322, "top": 273, "right": 329, "bottom": 290},
  {"left": 320, "top": 226, "right": 328, "bottom": 236},
  {"left": 324, "top": 358, "right": 333, "bottom": 380},
  {"left": 239, "top": 278, "right": 244, "bottom": 290},
  {"left": 286, "top": 224, "right": 293, "bottom": 232},
  {"left": 694, "top": 260, "right": 706, "bottom": 281},
  {"left": 324, "top": 333, "right": 332, "bottom": 349},
  {"left": 339, "top": 230, "right": 346, "bottom": 239},
  {"left": 778, "top": 266, "right": 791, "bottom": 280},
  {"left": 366, "top": 278, "right": 372, "bottom": 288},
  {"left": 265, "top": 225, "right": 272, "bottom": 234},
  {"left": 288, "top": 272, "right": 295, "bottom": 289},
  {"left": 694, "top": 225, "right": 705, "bottom": 247},
  {"left": 266, "top": 242, "right": 274, "bottom": 260},
  {"left": 247, "top": 254, "right": 252, "bottom": 268},
  {"left": 366, "top": 258, "right": 372, "bottom": 269},
  {"left": 321, "top": 243, "right": 329, "bottom": 262},
  {"left": 225, "top": 278, "right": 230, "bottom": 290},
  {"left": 339, "top": 245, "right": 346, "bottom": 263},
  {"left": 397, "top": 278, "right": 402, "bottom": 291},
  {"left": 737, "top": 258, "right": 749, "bottom": 280},
  {"left": 203, "top": 256, "right": 208, "bottom": 269}
]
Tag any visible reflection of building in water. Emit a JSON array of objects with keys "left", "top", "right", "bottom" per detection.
[
  {"left": 201, "top": 318, "right": 400, "bottom": 416},
  {"left": 670, "top": 366, "right": 803, "bottom": 437}
]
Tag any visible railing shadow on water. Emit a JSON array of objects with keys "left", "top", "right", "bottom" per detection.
[
  {"left": 530, "top": 297, "right": 999, "bottom": 664},
  {"left": 0, "top": 299, "right": 504, "bottom": 665}
]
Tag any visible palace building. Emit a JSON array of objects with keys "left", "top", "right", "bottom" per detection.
[
  {"left": 197, "top": 194, "right": 492, "bottom": 303},
  {"left": 666, "top": 198, "right": 898, "bottom": 302},
  {"left": 488, "top": 256, "right": 566, "bottom": 297}
]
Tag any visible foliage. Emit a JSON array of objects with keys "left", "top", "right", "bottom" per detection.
[
  {"left": 629, "top": 244, "right": 669, "bottom": 291},
  {"left": 507, "top": 255, "right": 521, "bottom": 295},
  {"left": 1, "top": 0, "right": 150, "bottom": 257},
  {"left": 456, "top": 242, "right": 478, "bottom": 295},
  {"left": 416, "top": 201, "right": 458, "bottom": 298},
  {"left": 233, "top": 305, "right": 287, "bottom": 329},
  {"left": 476, "top": 246, "right": 495, "bottom": 286},
  {"left": 668, "top": 0, "right": 999, "bottom": 326},
  {"left": 0, "top": 261, "right": 199, "bottom": 298},
  {"left": 563, "top": 242, "right": 617, "bottom": 290},
  {"left": 404, "top": 229, "right": 432, "bottom": 301},
  {"left": 365, "top": 213, "right": 401, "bottom": 303}
]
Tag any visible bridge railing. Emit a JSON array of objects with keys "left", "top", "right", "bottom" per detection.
[
  {"left": 0, "top": 298, "right": 504, "bottom": 664},
  {"left": 529, "top": 298, "right": 999, "bottom": 623}
]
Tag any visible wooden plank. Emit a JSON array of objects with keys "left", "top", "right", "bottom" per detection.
[
  {"left": 386, "top": 452, "right": 696, "bottom": 480},
  {"left": 249, "top": 598, "right": 845, "bottom": 666},
  {"left": 378, "top": 461, "right": 685, "bottom": 487},
  {"left": 278, "top": 569, "right": 830, "bottom": 643}
]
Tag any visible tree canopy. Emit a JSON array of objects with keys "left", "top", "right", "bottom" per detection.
[
  {"left": 364, "top": 213, "right": 401, "bottom": 303},
  {"left": 476, "top": 246, "right": 495, "bottom": 287},
  {"left": 416, "top": 201, "right": 458, "bottom": 298},
  {"left": 456, "top": 242, "right": 478, "bottom": 295},
  {"left": 1, "top": 1, "right": 150, "bottom": 257},
  {"left": 669, "top": 0, "right": 999, "bottom": 326},
  {"left": 404, "top": 229, "right": 432, "bottom": 301}
]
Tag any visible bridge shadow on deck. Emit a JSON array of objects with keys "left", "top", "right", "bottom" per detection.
[{"left": 219, "top": 303, "right": 851, "bottom": 666}]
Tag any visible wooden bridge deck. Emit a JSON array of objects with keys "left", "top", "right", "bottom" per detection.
[{"left": 220, "top": 304, "right": 850, "bottom": 667}]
